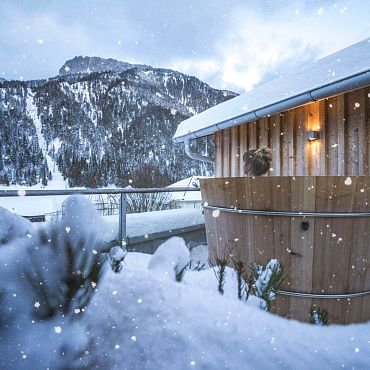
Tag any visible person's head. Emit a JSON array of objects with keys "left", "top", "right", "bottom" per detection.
[{"left": 243, "top": 147, "right": 272, "bottom": 176}]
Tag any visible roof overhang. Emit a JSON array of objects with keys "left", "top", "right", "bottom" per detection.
[{"left": 173, "top": 70, "right": 370, "bottom": 143}]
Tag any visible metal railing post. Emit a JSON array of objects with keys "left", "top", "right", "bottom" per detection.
[{"left": 118, "top": 193, "right": 127, "bottom": 249}]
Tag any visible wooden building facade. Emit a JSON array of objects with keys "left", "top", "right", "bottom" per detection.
[{"left": 215, "top": 86, "right": 370, "bottom": 178}]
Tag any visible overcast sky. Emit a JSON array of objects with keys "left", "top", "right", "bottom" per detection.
[{"left": 0, "top": 0, "right": 369, "bottom": 93}]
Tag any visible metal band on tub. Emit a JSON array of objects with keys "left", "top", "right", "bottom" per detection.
[
  {"left": 203, "top": 204, "right": 370, "bottom": 218},
  {"left": 204, "top": 204, "right": 370, "bottom": 299}
]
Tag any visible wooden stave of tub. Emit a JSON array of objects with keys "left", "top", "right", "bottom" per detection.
[{"left": 200, "top": 176, "right": 370, "bottom": 324}]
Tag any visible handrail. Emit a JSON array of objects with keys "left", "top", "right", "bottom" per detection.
[
  {"left": 0, "top": 187, "right": 200, "bottom": 197},
  {"left": 0, "top": 187, "right": 201, "bottom": 248}
]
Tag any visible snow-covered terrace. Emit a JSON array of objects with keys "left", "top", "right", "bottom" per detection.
[{"left": 173, "top": 37, "right": 370, "bottom": 143}]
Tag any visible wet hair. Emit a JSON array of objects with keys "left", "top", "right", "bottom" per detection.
[{"left": 243, "top": 147, "right": 272, "bottom": 176}]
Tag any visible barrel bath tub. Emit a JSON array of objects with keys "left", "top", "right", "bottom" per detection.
[{"left": 200, "top": 176, "right": 370, "bottom": 324}]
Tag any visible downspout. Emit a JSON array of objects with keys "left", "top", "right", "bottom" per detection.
[{"left": 184, "top": 137, "right": 214, "bottom": 164}]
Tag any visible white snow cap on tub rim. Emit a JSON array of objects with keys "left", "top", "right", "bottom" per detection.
[{"left": 173, "top": 37, "right": 370, "bottom": 143}]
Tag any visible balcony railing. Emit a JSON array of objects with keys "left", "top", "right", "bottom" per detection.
[{"left": 0, "top": 187, "right": 201, "bottom": 248}]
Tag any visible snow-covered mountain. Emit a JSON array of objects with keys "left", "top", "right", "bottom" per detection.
[
  {"left": 59, "top": 56, "right": 147, "bottom": 76},
  {"left": 0, "top": 57, "right": 237, "bottom": 187}
]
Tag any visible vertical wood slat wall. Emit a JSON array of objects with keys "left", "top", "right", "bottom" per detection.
[{"left": 214, "top": 86, "right": 370, "bottom": 177}]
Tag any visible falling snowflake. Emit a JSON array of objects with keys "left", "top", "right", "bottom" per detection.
[
  {"left": 65, "top": 226, "right": 71, "bottom": 233},
  {"left": 34, "top": 301, "right": 40, "bottom": 308},
  {"left": 115, "top": 344, "right": 120, "bottom": 349},
  {"left": 344, "top": 177, "right": 352, "bottom": 186},
  {"left": 131, "top": 336, "right": 137, "bottom": 342},
  {"left": 54, "top": 326, "right": 62, "bottom": 334},
  {"left": 212, "top": 210, "right": 220, "bottom": 218}
]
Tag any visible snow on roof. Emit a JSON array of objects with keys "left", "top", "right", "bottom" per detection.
[
  {"left": 167, "top": 176, "right": 208, "bottom": 201},
  {"left": 173, "top": 38, "right": 370, "bottom": 142},
  {"left": 105, "top": 208, "right": 204, "bottom": 239}
]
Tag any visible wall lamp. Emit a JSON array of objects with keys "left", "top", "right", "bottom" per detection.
[{"left": 306, "top": 131, "right": 320, "bottom": 141}]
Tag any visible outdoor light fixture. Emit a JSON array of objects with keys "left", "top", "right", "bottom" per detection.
[{"left": 306, "top": 131, "right": 320, "bottom": 141}]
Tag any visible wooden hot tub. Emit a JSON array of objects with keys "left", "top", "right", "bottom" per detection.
[{"left": 200, "top": 176, "right": 370, "bottom": 324}]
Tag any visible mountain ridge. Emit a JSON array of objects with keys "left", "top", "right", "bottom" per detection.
[{"left": 0, "top": 57, "right": 237, "bottom": 187}]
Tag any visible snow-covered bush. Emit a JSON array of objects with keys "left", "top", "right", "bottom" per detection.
[
  {"left": 189, "top": 244, "right": 209, "bottom": 270},
  {"left": 309, "top": 304, "right": 329, "bottom": 326},
  {"left": 232, "top": 259, "right": 249, "bottom": 300},
  {"left": 0, "top": 207, "right": 33, "bottom": 245},
  {"left": 250, "top": 259, "right": 284, "bottom": 311},
  {"left": 109, "top": 246, "right": 126, "bottom": 272},
  {"left": 0, "top": 195, "right": 114, "bottom": 369},
  {"left": 127, "top": 192, "right": 172, "bottom": 213},
  {"left": 148, "top": 236, "right": 190, "bottom": 281},
  {"left": 213, "top": 256, "right": 229, "bottom": 295}
]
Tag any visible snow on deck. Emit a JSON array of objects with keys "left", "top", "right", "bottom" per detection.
[
  {"left": 174, "top": 37, "right": 370, "bottom": 141},
  {"left": 105, "top": 208, "right": 204, "bottom": 239},
  {"left": 88, "top": 251, "right": 370, "bottom": 369}
]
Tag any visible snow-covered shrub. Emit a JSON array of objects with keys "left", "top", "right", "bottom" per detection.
[
  {"left": 309, "top": 304, "right": 329, "bottom": 326},
  {"left": 148, "top": 236, "right": 190, "bottom": 281},
  {"left": 127, "top": 192, "right": 172, "bottom": 213},
  {"left": 250, "top": 259, "right": 284, "bottom": 311},
  {"left": 233, "top": 259, "right": 250, "bottom": 300},
  {"left": 109, "top": 246, "right": 126, "bottom": 272},
  {"left": 213, "top": 256, "right": 229, "bottom": 295},
  {"left": 189, "top": 244, "right": 209, "bottom": 270},
  {"left": 0, "top": 195, "right": 112, "bottom": 369},
  {"left": 0, "top": 207, "right": 33, "bottom": 245},
  {"left": 187, "top": 260, "right": 207, "bottom": 271}
]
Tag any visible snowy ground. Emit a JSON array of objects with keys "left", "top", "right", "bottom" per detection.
[
  {"left": 1, "top": 197, "right": 370, "bottom": 369},
  {"left": 105, "top": 208, "right": 204, "bottom": 240},
  {"left": 87, "top": 251, "right": 370, "bottom": 370}
]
